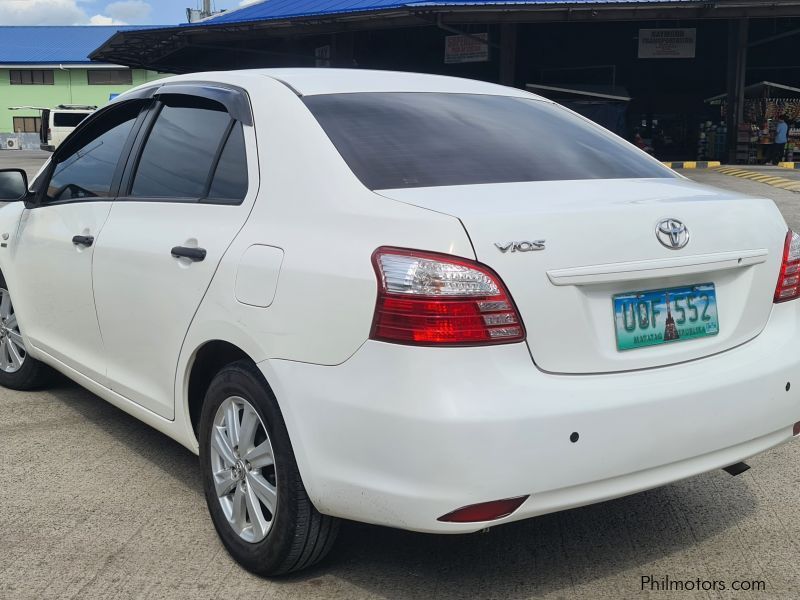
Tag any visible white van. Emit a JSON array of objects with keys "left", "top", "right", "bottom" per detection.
[
  {"left": 39, "top": 105, "right": 96, "bottom": 151},
  {"left": 8, "top": 105, "right": 95, "bottom": 151}
]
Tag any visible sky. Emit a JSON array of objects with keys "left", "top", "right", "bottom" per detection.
[{"left": 0, "top": 0, "right": 263, "bottom": 26}]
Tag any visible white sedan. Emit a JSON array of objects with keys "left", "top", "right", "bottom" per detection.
[{"left": 0, "top": 69, "right": 797, "bottom": 576}]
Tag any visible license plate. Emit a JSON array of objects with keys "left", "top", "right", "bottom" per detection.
[{"left": 613, "top": 283, "right": 719, "bottom": 351}]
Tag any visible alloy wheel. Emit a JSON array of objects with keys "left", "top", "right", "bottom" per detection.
[
  {"left": 0, "top": 288, "right": 25, "bottom": 374},
  {"left": 210, "top": 395, "right": 278, "bottom": 543}
]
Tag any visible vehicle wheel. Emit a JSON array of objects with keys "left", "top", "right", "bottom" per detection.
[
  {"left": 0, "top": 274, "right": 53, "bottom": 390},
  {"left": 199, "top": 360, "right": 339, "bottom": 576}
]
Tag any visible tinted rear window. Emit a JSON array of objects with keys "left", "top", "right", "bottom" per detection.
[
  {"left": 131, "top": 96, "right": 232, "bottom": 199},
  {"left": 304, "top": 93, "right": 674, "bottom": 190},
  {"left": 54, "top": 112, "right": 89, "bottom": 128},
  {"left": 206, "top": 121, "right": 248, "bottom": 203}
]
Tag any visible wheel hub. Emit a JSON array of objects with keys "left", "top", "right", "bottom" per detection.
[{"left": 232, "top": 458, "right": 247, "bottom": 481}]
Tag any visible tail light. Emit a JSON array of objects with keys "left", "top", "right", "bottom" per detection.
[
  {"left": 775, "top": 230, "right": 800, "bottom": 303},
  {"left": 47, "top": 128, "right": 51, "bottom": 141},
  {"left": 370, "top": 247, "right": 525, "bottom": 346}
]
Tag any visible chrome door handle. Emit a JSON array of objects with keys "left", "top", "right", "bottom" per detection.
[
  {"left": 72, "top": 235, "right": 94, "bottom": 247},
  {"left": 171, "top": 246, "right": 206, "bottom": 262}
]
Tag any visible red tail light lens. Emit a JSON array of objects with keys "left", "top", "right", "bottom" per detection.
[
  {"left": 775, "top": 230, "right": 800, "bottom": 303},
  {"left": 370, "top": 247, "right": 525, "bottom": 346}
]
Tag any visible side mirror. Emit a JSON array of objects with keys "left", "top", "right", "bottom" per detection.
[{"left": 0, "top": 169, "right": 29, "bottom": 202}]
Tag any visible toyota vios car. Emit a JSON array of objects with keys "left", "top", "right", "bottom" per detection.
[{"left": 0, "top": 69, "right": 798, "bottom": 575}]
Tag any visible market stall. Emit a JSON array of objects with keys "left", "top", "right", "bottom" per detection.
[{"left": 703, "top": 81, "right": 800, "bottom": 164}]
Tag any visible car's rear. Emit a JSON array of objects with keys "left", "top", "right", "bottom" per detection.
[{"left": 264, "top": 73, "right": 800, "bottom": 533}]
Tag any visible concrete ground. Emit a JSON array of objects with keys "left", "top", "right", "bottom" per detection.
[
  {"left": 686, "top": 168, "right": 800, "bottom": 230},
  {"left": 1, "top": 149, "right": 50, "bottom": 181},
  {"left": 1, "top": 150, "right": 800, "bottom": 600}
]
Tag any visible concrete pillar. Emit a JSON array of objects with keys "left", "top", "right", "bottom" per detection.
[
  {"left": 499, "top": 23, "right": 518, "bottom": 87},
  {"left": 332, "top": 32, "right": 355, "bottom": 68},
  {"left": 726, "top": 19, "right": 748, "bottom": 164}
]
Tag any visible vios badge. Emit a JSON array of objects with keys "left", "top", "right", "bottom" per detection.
[{"left": 495, "top": 240, "right": 546, "bottom": 253}]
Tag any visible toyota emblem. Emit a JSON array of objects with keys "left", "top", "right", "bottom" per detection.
[{"left": 655, "top": 218, "right": 689, "bottom": 250}]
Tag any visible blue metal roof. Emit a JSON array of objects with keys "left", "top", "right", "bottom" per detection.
[
  {"left": 0, "top": 26, "right": 164, "bottom": 65},
  {"left": 206, "top": 0, "right": 695, "bottom": 25}
]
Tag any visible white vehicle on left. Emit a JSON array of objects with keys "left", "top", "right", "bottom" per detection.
[{"left": 9, "top": 104, "right": 95, "bottom": 151}]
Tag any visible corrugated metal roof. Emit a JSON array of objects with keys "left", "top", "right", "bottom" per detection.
[
  {"left": 206, "top": 0, "right": 697, "bottom": 25},
  {"left": 0, "top": 26, "right": 164, "bottom": 65}
]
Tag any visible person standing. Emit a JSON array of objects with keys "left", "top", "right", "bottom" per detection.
[{"left": 773, "top": 116, "right": 789, "bottom": 165}]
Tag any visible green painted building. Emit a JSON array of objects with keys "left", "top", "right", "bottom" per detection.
[{"left": 0, "top": 26, "right": 165, "bottom": 146}]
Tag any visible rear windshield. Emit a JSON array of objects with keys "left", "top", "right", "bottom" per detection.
[
  {"left": 54, "top": 112, "right": 89, "bottom": 128},
  {"left": 304, "top": 92, "right": 674, "bottom": 190}
]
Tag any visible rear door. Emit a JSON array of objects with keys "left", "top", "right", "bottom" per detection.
[
  {"left": 38, "top": 109, "right": 50, "bottom": 147},
  {"left": 92, "top": 86, "right": 256, "bottom": 419}
]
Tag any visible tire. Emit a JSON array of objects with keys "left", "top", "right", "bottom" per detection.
[
  {"left": 0, "top": 273, "right": 54, "bottom": 391},
  {"left": 199, "top": 360, "right": 339, "bottom": 576}
]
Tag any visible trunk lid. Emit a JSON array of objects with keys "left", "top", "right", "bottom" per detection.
[{"left": 378, "top": 178, "right": 787, "bottom": 374}]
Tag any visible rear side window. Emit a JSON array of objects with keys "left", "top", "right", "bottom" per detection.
[
  {"left": 129, "top": 95, "right": 248, "bottom": 203},
  {"left": 304, "top": 93, "right": 675, "bottom": 190},
  {"left": 53, "top": 112, "right": 89, "bottom": 128},
  {"left": 206, "top": 122, "right": 248, "bottom": 203}
]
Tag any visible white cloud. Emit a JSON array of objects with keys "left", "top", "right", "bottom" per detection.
[
  {"left": 88, "top": 14, "right": 125, "bottom": 25},
  {"left": 2, "top": 0, "right": 87, "bottom": 25},
  {"left": 105, "top": 0, "right": 150, "bottom": 22},
  {"left": 1, "top": 0, "right": 134, "bottom": 25}
]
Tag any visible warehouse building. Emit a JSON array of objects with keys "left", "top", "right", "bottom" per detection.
[
  {"left": 0, "top": 26, "right": 163, "bottom": 149},
  {"left": 91, "top": 0, "right": 800, "bottom": 162}
]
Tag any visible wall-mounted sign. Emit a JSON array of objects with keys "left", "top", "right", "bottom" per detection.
[
  {"left": 315, "top": 45, "right": 331, "bottom": 67},
  {"left": 638, "top": 28, "right": 696, "bottom": 59},
  {"left": 444, "top": 33, "right": 489, "bottom": 64}
]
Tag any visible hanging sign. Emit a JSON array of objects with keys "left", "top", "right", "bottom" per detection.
[
  {"left": 638, "top": 28, "right": 696, "bottom": 59},
  {"left": 444, "top": 33, "right": 489, "bottom": 64}
]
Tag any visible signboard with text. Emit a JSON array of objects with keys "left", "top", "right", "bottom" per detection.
[
  {"left": 638, "top": 28, "right": 696, "bottom": 59},
  {"left": 444, "top": 33, "right": 489, "bottom": 64}
]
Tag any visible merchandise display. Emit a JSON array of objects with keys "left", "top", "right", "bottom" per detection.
[{"left": 704, "top": 81, "right": 800, "bottom": 164}]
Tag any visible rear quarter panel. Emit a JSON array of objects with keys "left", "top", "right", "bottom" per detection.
[{"left": 176, "top": 75, "right": 474, "bottom": 443}]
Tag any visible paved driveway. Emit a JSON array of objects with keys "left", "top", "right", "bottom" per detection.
[
  {"left": 1, "top": 151, "right": 799, "bottom": 599},
  {"left": 1, "top": 150, "right": 50, "bottom": 181}
]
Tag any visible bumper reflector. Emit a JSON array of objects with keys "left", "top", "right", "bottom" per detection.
[{"left": 437, "top": 495, "right": 529, "bottom": 523}]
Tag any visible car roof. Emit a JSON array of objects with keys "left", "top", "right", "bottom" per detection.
[
  {"left": 126, "top": 68, "right": 544, "bottom": 100},
  {"left": 257, "top": 68, "right": 542, "bottom": 98}
]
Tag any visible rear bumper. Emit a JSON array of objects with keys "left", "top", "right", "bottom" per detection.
[{"left": 261, "top": 302, "right": 800, "bottom": 533}]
